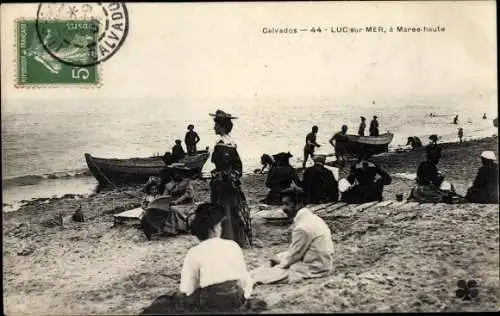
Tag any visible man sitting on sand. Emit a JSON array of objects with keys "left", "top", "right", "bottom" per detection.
[
  {"left": 141, "top": 163, "right": 196, "bottom": 240},
  {"left": 301, "top": 155, "right": 339, "bottom": 204},
  {"left": 340, "top": 151, "right": 392, "bottom": 203},
  {"left": 465, "top": 151, "right": 499, "bottom": 204},
  {"left": 408, "top": 147, "right": 458, "bottom": 203},
  {"left": 141, "top": 202, "right": 267, "bottom": 314},
  {"left": 262, "top": 152, "right": 300, "bottom": 205},
  {"left": 251, "top": 186, "right": 334, "bottom": 284},
  {"left": 172, "top": 139, "right": 186, "bottom": 162}
]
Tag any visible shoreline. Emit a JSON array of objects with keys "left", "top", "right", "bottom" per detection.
[{"left": 2, "top": 135, "right": 499, "bottom": 314}]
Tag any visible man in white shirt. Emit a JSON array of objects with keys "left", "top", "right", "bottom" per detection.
[{"left": 252, "top": 186, "right": 334, "bottom": 284}]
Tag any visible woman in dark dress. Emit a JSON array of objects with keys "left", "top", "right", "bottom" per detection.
[{"left": 209, "top": 109, "right": 252, "bottom": 248}]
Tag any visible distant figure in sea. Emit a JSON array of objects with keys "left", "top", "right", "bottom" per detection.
[
  {"left": 406, "top": 136, "right": 423, "bottom": 150},
  {"left": 429, "top": 113, "right": 434, "bottom": 117},
  {"left": 209, "top": 109, "right": 251, "bottom": 248},
  {"left": 302, "top": 125, "right": 321, "bottom": 169},
  {"left": 263, "top": 152, "right": 299, "bottom": 205},
  {"left": 358, "top": 116, "right": 366, "bottom": 136},
  {"left": 465, "top": 151, "right": 499, "bottom": 204},
  {"left": 458, "top": 128, "right": 464, "bottom": 143},
  {"left": 301, "top": 155, "right": 339, "bottom": 204},
  {"left": 185, "top": 124, "right": 201, "bottom": 156},
  {"left": 369, "top": 115, "right": 379, "bottom": 136},
  {"left": 453, "top": 115, "right": 459, "bottom": 124},
  {"left": 483, "top": 113, "right": 487, "bottom": 119},
  {"left": 172, "top": 139, "right": 186, "bottom": 162},
  {"left": 258, "top": 154, "right": 275, "bottom": 174},
  {"left": 329, "top": 124, "right": 349, "bottom": 162},
  {"left": 409, "top": 146, "right": 459, "bottom": 203},
  {"left": 340, "top": 151, "right": 392, "bottom": 203}
]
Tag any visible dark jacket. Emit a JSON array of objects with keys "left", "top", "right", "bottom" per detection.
[
  {"left": 263, "top": 165, "right": 300, "bottom": 205},
  {"left": 416, "top": 160, "right": 443, "bottom": 187},
  {"left": 466, "top": 162, "right": 499, "bottom": 203},
  {"left": 185, "top": 131, "right": 200, "bottom": 146},
  {"left": 172, "top": 144, "right": 186, "bottom": 162},
  {"left": 369, "top": 119, "right": 379, "bottom": 136},
  {"left": 301, "top": 164, "right": 339, "bottom": 204}
]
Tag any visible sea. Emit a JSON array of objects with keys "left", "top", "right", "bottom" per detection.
[{"left": 2, "top": 94, "right": 498, "bottom": 212}]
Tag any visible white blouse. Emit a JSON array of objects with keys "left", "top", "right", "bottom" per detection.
[{"left": 179, "top": 237, "right": 253, "bottom": 299}]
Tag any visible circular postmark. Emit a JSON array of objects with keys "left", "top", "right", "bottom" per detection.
[{"left": 35, "top": 3, "right": 129, "bottom": 67}]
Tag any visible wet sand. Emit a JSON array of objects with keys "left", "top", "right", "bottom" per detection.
[{"left": 2, "top": 136, "right": 498, "bottom": 314}]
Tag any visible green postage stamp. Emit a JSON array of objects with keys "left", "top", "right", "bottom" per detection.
[{"left": 16, "top": 19, "right": 100, "bottom": 87}]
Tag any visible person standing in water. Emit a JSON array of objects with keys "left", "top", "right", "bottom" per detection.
[
  {"left": 358, "top": 116, "right": 366, "bottom": 136},
  {"left": 483, "top": 113, "right": 487, "bottom": 119},
  {"left": 185, "top": 124, "right": 200, "bottom": 156},
  {"left": 369, "top": 116, "right": 379, "bottom": 136},
  {"left": 209, "top": 110, "right": 251, "bottom": 248},
  {"left": 302, "top": 126, "right": 321, "bottom": 169},
  {"left": 458, "top": 128, "right": 464, "bottom": 143},
  {"left": 453, "top": 115, "right": 459, "bottom": 124}
]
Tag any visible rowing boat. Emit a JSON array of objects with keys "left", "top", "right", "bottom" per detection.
[
  {"left": 336, "top": 132, "right": 394, "bottom": 157},
  {"left": 85, "top": 149, "right": 210, "bottom": 186}
]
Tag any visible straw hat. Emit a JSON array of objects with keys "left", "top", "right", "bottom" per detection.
[
  {"left": 272, "top": 152, "right": 293, "bottom": 162},
  {"left": 209, "top": 109, "right": 238, "bottom": 119},
  {"left": 480, "top": 151, "right": 497, "bottom": 161}
]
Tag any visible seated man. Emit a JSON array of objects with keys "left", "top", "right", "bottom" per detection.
[
  {"left": 262, "top": 152, "right": 300, "bottom": 205},
  {"left": 408, "top": 148, "right": 457, "bottom": 203},
  {"left": 141, "top": 163, "right": 197, "bottom": 240},
  {"left": 251, "top": 186, "right": 334, "bottom": 284},
  {"left": 141, "top": 202, "right": 266, "bottom": 314},
  {"left": 341, "top": 152, "right": 392, "bottom": 203},
  {"left": 172, "top": 139, "right": 186, "bottom": 162},
  {"left": 465, "top": 151, "right": 499, "bottom": 204},
  {"left": 301, "top": 155, "right": 339, "bottom": 204}
]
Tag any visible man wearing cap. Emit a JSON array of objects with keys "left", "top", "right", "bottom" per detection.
[
  {"left": 263, "top": 152, "right": 299, "bottom": 205},
  {"left": 251, "top": 186, "right": 334, "bottom": 284},
  {"left": 358, "top": 116, "right": 367, "bottom": 136},
  {"left": 301, "top": 155, "right": 339, "bottom": 204},
  {"left": 302, "top": 126, "right": 321, "bottom": 169},
  {"left": 185, "top": 124, "right": 201, "bottom": 155},
  {"left": 172, "top": 139, "right": 186, "bottom": 163},
  {"left": 369, "top": 115, "right": 379, "bottom": 137},
  {"left": 341, "top": 151, "right": 392, "bottom": 203},
  {"left": 329, "top": 125, "right": 349, "bottom": 162},
  {"left": 465, "top": 151, "right": 499, "bottom": 204}
]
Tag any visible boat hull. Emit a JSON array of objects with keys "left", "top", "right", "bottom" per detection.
[
  {"left": 337, "top": 133, "right": 394, "bottom": 157},
  {"left": 85, "top": 150, "right": 210, "bottom": 186}
]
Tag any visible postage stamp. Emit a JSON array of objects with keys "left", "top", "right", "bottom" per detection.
[
  {"left": 16, "top": 19, "right": 100, "bottom": 87},
  {"left": 15, "top": 3, "right": 128, "bottom": 87}
]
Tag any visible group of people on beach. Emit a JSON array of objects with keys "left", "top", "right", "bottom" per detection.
[
  {"left": 136, "top": 109, "right": 497, "bottom": 314},
  {"left": 302, "top": 115, "right": 382, "bottom": 168},
  {"left": 162, "top": 124, "right": 201, "bottom": 165}
]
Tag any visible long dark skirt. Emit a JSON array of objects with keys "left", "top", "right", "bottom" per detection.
[
  {"left": 140, "top": 280, "right": 267, "bottom": 315},
  {"left": 210, "top": 180, "right": 248, "bottom": 248},
  {"left": 341, "top": 181, "right": 384, "bottom": 204}
]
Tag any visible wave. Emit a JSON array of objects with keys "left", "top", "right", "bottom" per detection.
[{"left": 2, "top": 168, "right": 91, "bottom": 187}]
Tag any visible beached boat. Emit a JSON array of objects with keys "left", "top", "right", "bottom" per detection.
[
  {"left": 337, "top": 132, "right": 394, "bottom": 157},
  {"left": 85, "top": 149, "right": 210, "bottom": 186}
]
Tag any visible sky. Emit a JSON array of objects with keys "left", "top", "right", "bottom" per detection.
[{"left": 1, "top": 1, "right": 497, "bottom": 104}]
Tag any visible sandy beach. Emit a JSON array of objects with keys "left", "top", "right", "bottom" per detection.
[{"left": 2, "top": 136, "right": 499, "bottom": 314}]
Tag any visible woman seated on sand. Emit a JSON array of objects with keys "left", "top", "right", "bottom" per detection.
[
  {"left": 262, "top": 152, "right": 300, "bottom": 205},
  {"left": 408, "top": 147, "right": 459, "bottom": 203},
  {"left": 141, "top": 202, "right": 266, "bottom": 314},
  {"left": 141, "top": 163, "right": 197, "bottom": 240}
]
